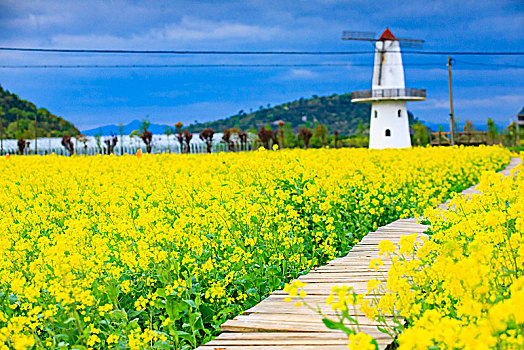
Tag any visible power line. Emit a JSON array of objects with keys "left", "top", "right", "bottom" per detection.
[
  {"left": 454, "top": 59, "right": 524, "bottom": 69},
  {"left": 0, "top": 48, "right": 373, "bottom": 55},
  {"left": 1, "top": 47, "right": 523, "bottom": 56},
  {"left": 0, "top": 63, "right": 446, "bottom": 69},
  {"left": 1, "top": 62, "right": 522, "bottom": 69}
]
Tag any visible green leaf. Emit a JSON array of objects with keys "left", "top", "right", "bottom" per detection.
[
  {"left": 200, "top": 304, "right": 215, "bottom": 324},
  {"left": 182, "top": 299, "right": 197, "bottom": 309},
  {"left": 127, "top": 309, "right": 144, "bottom": 319},
  {"left": 63, "top": 317, "right": 76, "bottom": 325},
  {"left": 321, "top": 318, "right": 340, "bottom": 330},
  {"left": 166, "top": 299, "right": 185, "bottom": 320},
  {"left": 174, "top": 330, "right": 193, "bottom": 342}
]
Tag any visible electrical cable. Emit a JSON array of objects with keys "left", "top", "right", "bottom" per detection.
[
  {"left": 1, "top": 47, "right": 523, "bottom": 56},
  {"left": 1, "top": 62, "right": 522, "bottom": 69},
  {"left": 0, "top": 62, "right": 446, "bottom": 69},
  {"left": 454, "top": 59, "right": 524, "bottom": 69}
]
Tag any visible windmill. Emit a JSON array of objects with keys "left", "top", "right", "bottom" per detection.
[
  {"left": 342, "top": 30, "right": 424, "bottom": 47},
  {"left": 345, "top": 28, "right": 426, "bottom": 149},
  {"left": 343, "top": 29, "right": 424, "bottom": 86}
]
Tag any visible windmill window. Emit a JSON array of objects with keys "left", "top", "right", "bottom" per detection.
[
  {"left": 374, "top": 111, "right": 378, "bottom": 118},
  {"left": 398, "top": 109, "right": 402, "bottom": 117},
  {"left": 385, "top": 129, "right": 391, "bottom": 137}
]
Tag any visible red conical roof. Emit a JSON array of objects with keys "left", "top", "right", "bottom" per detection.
[{"left": 378, "top": 28, "right": 397, "bottom": 41}]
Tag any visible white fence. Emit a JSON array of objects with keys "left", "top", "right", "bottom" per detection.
[{"left": 0, "top": 134, "right": 257, "bottom": 155}]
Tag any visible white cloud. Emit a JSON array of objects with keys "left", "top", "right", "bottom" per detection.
[
  {"left": 280, "top": 69, "right": 320, "bottom": 80},
  {"left": 419, "top": 94, "right": 524, "bottom": 110},
  {"left": 423, "top": 98, "right": 450, "bottom": 109},
  {"left": 23, "top": 16, "right": 283, "bottom": 49},
  {"left": 454, "top": 94, "right": 524, "bottom": 108},
  {"left": 157, "top": 17, "right": 282, "bottom": 41}
]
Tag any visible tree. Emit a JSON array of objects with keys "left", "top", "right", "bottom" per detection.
[
  {"left": 412, "top": 121, "right": 429, "bottom": 146},
  {"left": 104, "top": 135, "right": 118, "bottom": 154},
  {"left": 222, "top": 129, "right": 235, "bottom": 151},
  {"left": 94, "top": 131, "right": 103, "bottom": 154},
  {"left": 313, "top": 124, "right": 329, "bottom": 146},
  {"left": 355, "top": 121, "right": 366, "bottom": 147},
  {"left": 299, "top": 127, "right": 313, "bottom": 149},
  {"left": 140, "top": 130, "right": 153, "bottom": 154},
  {"left": 164, "top": 126, "right": 173, "bottom": 152},
  {"left": 175, "top": 122, "right": 185, "bottom": 153},
  {"left": 17, "top": 138, "right": 28, "bottom": 155},
  {"left": 487, "top": 118, "right": 498, "bottom": 144},
  {"left": 238, "top": 130, "right": 248, "bottom": 150},
  {"left": 129, "top": 129, "right": 139, "bottom": 149},
  {"left": 463, "top": 120, "right": 475, "bottom": 132},
  {"left": 118, "top": 123, "right": 124, "bottom": 155},
  {"left": 277, "top": 121, "right": 285, "bottom": 149},
  {"left": 139, "top": 117, "right": 153, "bottom": 153},
  {"left": 257, "top": 126, "right": 274, "bottom": 149},
  {"left": 183, "top": 130, "right": 193, "bottom": 153},
  {"left": 283, "top": 122, "right": 297, "bottom": 148},
  {"left": 77, "top": 134, "right": 89, "bottom": 154},
  {"left": 199, "top": 128, "right": 214, "bottom": 153},
  {"left": 506, "top": 122, "right": 518, "bottom": 146},
  {"left": 139, "top": 116, "right": 150, "bottom": 133},
  {"left": 61, "top": 135, "right": 74, "bottom": 155}
]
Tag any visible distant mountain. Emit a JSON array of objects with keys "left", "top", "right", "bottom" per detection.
[
  {"left": 0, "top": 85, "right": 79, "bottom": 138},
  {"left": 187, "top": 94, "right": 374, "bottom": 135},
  {"left": 84, "top": 93, "right": 425, "bottom": 137},
  {"left": 81, "top": 120, "right": 173, "bottom": 136}
]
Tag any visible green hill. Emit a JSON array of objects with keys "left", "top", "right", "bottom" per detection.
[
  {"left": 187, "top": 93, "right": 417, "bottom": 135},
  {"left": 0, "top": 85, "right": 80, "bottom": 139},
  {"left": 188, "top": 94, "right": 372, "bottom": 135}
]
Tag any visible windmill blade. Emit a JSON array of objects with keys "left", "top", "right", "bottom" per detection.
[
  {"left": 397, "top": 38, "right": 425, "bottom": 49},
  {"left": 342, "top": 30, "right": 376, "bottom": 41}
]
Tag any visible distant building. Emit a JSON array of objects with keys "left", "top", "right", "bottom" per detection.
[
  {"left": 271, "top": 119, "right": 286, "bottom": 126},
  {"left": 518, "top": 107, "right": 524, "bottom": 128}
]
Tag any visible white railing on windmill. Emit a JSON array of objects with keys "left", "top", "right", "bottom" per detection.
[{"left": 343, "top": 28, "right": 426, "bottom": 149}]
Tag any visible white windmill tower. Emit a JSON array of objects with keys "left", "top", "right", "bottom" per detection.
[{"left": 344, "top": 28, "right": 426, "bottom": 149}]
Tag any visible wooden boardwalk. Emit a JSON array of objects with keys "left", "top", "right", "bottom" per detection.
[{"left": 197, "top": 158, "right": 521, "bottom": 350}]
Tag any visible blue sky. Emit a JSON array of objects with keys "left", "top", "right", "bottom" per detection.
[{"left": 0, "top": 0, "right": 522, "bottom": 131}]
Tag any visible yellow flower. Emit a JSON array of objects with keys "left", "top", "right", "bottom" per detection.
[
  {"left": 378, "top": 240, "right": 396, "bottom": 256},
  {"left": 347, "top": 332, "right": 375, "bottom": 350},
  {"left": 0, "top": 146, "right": 511, "bottom": 349}
]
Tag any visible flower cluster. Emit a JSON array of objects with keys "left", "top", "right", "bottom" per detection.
[
  {"left": 0, "top": 146, "right": 510, "bottom": 349},
  {"left": 321, "top": 157, "right": 523, "bottom": 349}
]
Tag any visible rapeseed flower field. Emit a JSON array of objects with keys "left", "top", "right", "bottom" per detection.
[
  {"left": 0, "top": 146, "right": 511, "bottom": 349},
  {"left": 289, "top": 152, "right": 522, "bottom": 349}
]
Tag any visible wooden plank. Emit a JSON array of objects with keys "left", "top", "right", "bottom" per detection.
[
  {"left": 205, "top": 338, "right": 392, "bottom": 346},
  {"left": 230, "top": 313, "right": 398, "bottom": 327},
  {"left": 207, "top": 334, "right": 393, "bottom": 343},
  {"left": 297, "top": 276, "right": 386, "bottom": 283},
  {"left": 316, "top": 259, "right": 394, "bottom": 265},
  {"left": 311, "top": 265, "right": 390, "bottom": 270},
  {"left": 221, "top": 320, "right": 390, "bottom": 336},
  {"left": 244, "top": 303, "right": 378, "bottom": 316},
  {"left": 206, "top": 339, "right": 353, "bottom": 345},
  {"left": 212, "top": 332, "right": 351, "bottom": 340},
  {"left": 263, "top": 295, "right": 360, "bottom": 303},
  {"left": 201, "top": 333, "right": 393, "bottom": 349}
]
